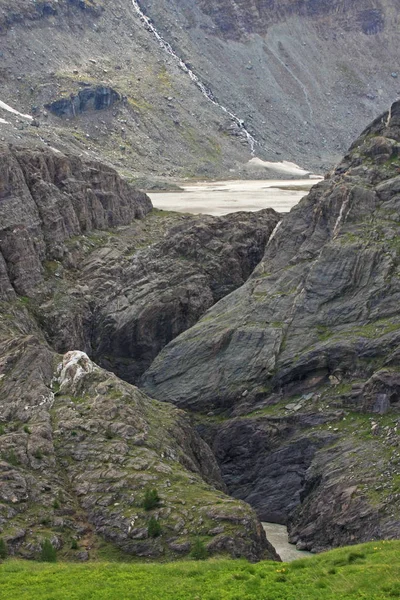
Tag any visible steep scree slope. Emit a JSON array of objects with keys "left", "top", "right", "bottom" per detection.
[
  {"left": 138, "top": 0, "right": 400, "bottom": 171},
  {"left": 0, "top": 0, "right": 399, "bottom": 175}
]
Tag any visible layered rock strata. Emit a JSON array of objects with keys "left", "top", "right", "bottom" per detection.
[{"left": 142, "top": 101, "right": 400, "bottom": 551}]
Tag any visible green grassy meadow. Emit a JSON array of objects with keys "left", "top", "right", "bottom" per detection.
[{"left": 1, "top": 541, "right": 400, "bottom": 599}]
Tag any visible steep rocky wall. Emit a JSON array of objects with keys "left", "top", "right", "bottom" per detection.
[
  {"left": 30, "top": 208, "right": 280, "bottom": 383},
  {"left": 141, "top": 101, "right": 400, "bottom": 550},
  {"left": 0, "top": 145, "right": 151, "bottom": 298}
]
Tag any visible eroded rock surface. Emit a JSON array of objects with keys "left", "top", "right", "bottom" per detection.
[
  {"left": 0, "top": 144, "right": 280, "bottom": 561},
  {"left": 0, "top": 329, "right": 274, "bottom": 560},
  {"left": 142, "top": 101, "right": 400, "bottom": 551},
  {"left": 0, "top": 144, "right": 151, "bottom": 298}
]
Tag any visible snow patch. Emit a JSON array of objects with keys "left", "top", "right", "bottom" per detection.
[
  {"left": 0, "top": 100, "right": 33, "bottom": 120},
  {"left": 247, "top": 158, "right": 311, "bottom": 177},
  {"left": 266, "top": 220, "right": 282, "bottom": 247}
]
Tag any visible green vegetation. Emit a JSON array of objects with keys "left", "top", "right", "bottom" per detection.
[
  {"left": 147, "top": 517, "right": 161, "bottom": 538},
  {"left": 0, "top": 538, "right": 8, "bottom": 559},
  {"left": 190, "top": 538, "right": 208, "bottom": 560},
  {"left": 0, "top": 541, "right": 399, "bottom": 599},
  {"left": 2, "top": 450, "right": 19, "bottom": 466},
  {"left": 40, "top": 539, "right": 57, "bottom": 563},
  {"left": 142, "top": 489, "right": 161, "bottom": 511}
]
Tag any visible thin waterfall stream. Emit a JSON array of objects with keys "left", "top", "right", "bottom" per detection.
[{"left": 130, "top": 0, "right": 257, "bottom": 154}]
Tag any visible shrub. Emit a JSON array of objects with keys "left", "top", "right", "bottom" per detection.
[
  {"left": 0, "top": 538, "right": 8, "bottom": 559},
  {"left": 3, "top": 450, "right": 18, "bottom": 466},
  {"left": 191, "top": 538, "right": 208, "bottom": 560},
  {"left": 71, "top": 539, "right": 78, "bottom": 550},
  {"left": 23, "top": 425, "right": 31, "bottom": 434},
  {"left": 143, "top": 489, "right": 161, "bottom": 511},
  {"left": 40, "top": 539, "right": 57, "bottom": 562},
  {"left": 53, "top": 500, "right": 60, "bottom": 510},
  {"left": 148, "top": 517, "right": 161, "bottom": 538}
]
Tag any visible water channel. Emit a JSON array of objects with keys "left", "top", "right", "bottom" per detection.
[
  {"left": 151, "top": 178, "right": 319, "bottom": 561},
  {"left": 262, "top": 523, "right": 313, "bottom": 562}
]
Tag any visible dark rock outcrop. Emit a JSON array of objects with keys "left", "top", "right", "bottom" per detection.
[
  {"left": 195, "top": 0, "right": 387, "bottom": 40},
  {"left": 205, "top": 415, "right": 333, "bottom": 524},
  {"left": 45, "top": 87, "right": 121, "bottom": 118},
  {"left": 141, "top": 101, "right": 400, "bottom": 550},
  {"left": 0, "top": 0, "right": 103, "bottom": 31}
]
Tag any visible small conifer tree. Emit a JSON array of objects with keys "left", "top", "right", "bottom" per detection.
[
  {"left": 143, "top": 488, "right": 161, "bottom": 510},
  {"left": 40, "top": 539, "right": 57, "bottom": 562},
  {"left": 191, "top": 537, "right": 208, "bottom": 560},
  {"left": 0, "top": 538, "right": 8, "bottom": 560},
  {"left": 148, "top": 517, "right": 161, "bottom": 538}
]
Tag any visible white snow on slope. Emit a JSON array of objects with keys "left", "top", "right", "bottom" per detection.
[{"left": 0, "top": 100, "right": 32, "bottom": 120}]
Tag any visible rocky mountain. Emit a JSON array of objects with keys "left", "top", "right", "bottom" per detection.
[
  {"left": 142, "top": 101, "right": 400, "bottom": 552},
  {"left": 0, "top": 143, "right": 280, "bottom": 560},
  {"left": 0, "top": 0, "right": 399, "bottom": 179}
]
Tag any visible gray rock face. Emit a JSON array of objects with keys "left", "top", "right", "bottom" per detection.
[
  {"left": 28, "top": 207, "right": 280, "bottom": 383},
  {"left": 88, "top": 209, "right": 281, "bottom": 382},
  {"left": 0, "top": 143, "right": 280, "bottom": 561},
  {"left": 204, "top": 415, "right": 333, "bottom": 524},
  {"left": 141, "top": 101, "right": 400, "bottom": 550},
  {"left": 0, "top": 336, "right": 274, "bottom": 561},
  {"left": 0, "top": 145, "right": 151, "bottom": 298}
]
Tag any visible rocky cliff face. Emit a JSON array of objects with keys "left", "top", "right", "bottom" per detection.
[
  {"left": 0, "top": 144, "right": 280, "bottom": 561},
  {"left": 142, "top": 101, "right": 400, "bottom": 551},
  {"left": 33, "top": 208, "right": 280, "bottom": 383},
  {"left": 195, "top": 0, "right": 389, "bottom": 39},
  {"left": 0, "top": 337, "right": 273, "bottom": 560},
  {"left": 0, "top": 145, "right": 151, "bottom": 298}
]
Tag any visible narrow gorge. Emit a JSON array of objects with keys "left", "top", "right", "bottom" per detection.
[{"left": 0, "top": 0, "right": 400, "bottom": 571}]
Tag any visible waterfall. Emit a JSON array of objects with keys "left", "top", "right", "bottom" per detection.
[{"left": 130, "top": 0, "right": 257, "bottom": 154}]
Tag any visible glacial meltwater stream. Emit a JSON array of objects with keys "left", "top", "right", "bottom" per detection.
[{"left": 262, "top": 523, "right": 313, "bottom": 562}]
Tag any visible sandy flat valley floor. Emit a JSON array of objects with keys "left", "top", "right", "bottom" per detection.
[{"left": 149, "top": 179, "right": 321, "bottom": 216}]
